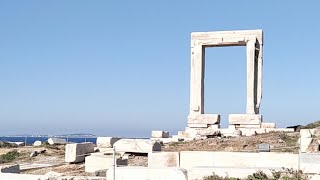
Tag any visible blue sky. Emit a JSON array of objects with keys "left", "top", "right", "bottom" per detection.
[{"left": 0, "top": 1, "right": 319, "bottom": 136}]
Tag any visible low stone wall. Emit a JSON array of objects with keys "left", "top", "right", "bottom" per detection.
[
  {"left": 180, "top": 151, "right": 299, "bottom": 169},
  {"left": 0, "top": 173, "right": 106, "bottom": 180},
  {"left": 106, "top": 167, "right": 187, "bottom": 180}
]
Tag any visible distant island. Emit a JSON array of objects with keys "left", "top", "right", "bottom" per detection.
[{"left": 3, "top": 133, "right": 96, "bottom": 138}]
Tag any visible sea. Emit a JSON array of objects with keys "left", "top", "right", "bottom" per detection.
[{"left": 0, "top": 136, "right": 97, "bottom": 145}]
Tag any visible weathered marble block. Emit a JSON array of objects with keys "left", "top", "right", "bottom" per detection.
[
  {"left": 148, "top": 152, "right": 180, "bottom": 167},
  {"left": 85, "top": 154, "right": 127, "bottom": 173},
  {"left": 188, "top": 114, "right": 220, "bottom": 125},
  {"left": 151, "top": 131, "right": 169, "bottom": 138},
  {"left": 300, "top": 129, "right": 312, "bottom": 138},
  {"left": 113, "top": 139, "right": 161, "bottom": 153},
  {"left": 229, "top": 114, "right": 262, "bottom": 125},
  {"left": 48, "top": 138, "right": 66, "bottom": 145},
  {"left": 96, "top": 137, "right": 121, "bottom": 148},
  {"left": 33, "top": 140, "right": 42, "bottom": 146},
  {"left": 65, "top": 142, "right": 95, "bottom": 163}
]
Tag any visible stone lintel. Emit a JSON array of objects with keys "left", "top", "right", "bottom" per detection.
[
  {"left": 188, "top": 114, "right": 220, "bottom": 125},
  {"left": 191, "top": 29, "right": 263, "bottom": 47},
  {"left": 229, "top": 114, "right": 262, "bottom": 125}
]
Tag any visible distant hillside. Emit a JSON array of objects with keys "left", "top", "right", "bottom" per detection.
[
  {"left": 55, "top": 133, "right": 96, "bottom": 137},
  {"left": 302, "top": 121, "right": 320, "bottom": 129}
]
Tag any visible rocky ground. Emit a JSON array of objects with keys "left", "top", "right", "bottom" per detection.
[
  {"left": 0, "top": 130, "right": 304, "bottom": 177},
  {"left": 163, "top": 131, "right": 300, "bottom": 153}
]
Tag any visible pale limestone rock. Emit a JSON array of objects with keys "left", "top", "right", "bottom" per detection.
[
  {"left": 300, "top": 129, "right": 312, "bottom": 138},
  {"left": 177, "top": 130, "right": 196, "bottom": 138},
  {"left": 0, "top": 164, "right": 20, "bottom": 173},
  {"left": 96, "top": 137, "right": 121, "bottom": 148},
  {"left": 33, "top": 140, "right": 42, "bottom": 146},
  {"left": 150, "top": 138, "right": 178, "bottom": 144},
  {"left": 97, "top": 147, "right": 114, "bottom": 153},
  {"left": 219, "top": 128, "right": 242, "bottom": 137},
  {"left": 151, "top": 131, "right": 169, "bottom": 138},
  {"left": 300, "top": 153, "right": 320, "bottom": 174},
  {"left": 229, "top": 114, "right": 262, "bottom": 125},
  {"left": 178, "top": 127, "right": 221, "bottom": 138},
  {"left": 261, "top": 122, "right": 276, "bottom": 128},
  {"left": 107, "top": 167, "right": 187, "bottom": 180},
  {"left": 65, "top": 142, "right": 95, "bottom": 163},
  {"left": 180, "top": 151, "right": 214, "bottom": 169},
  {"left": 195, "top": 129, "right": 220, "bottom": 137},
  {"left": 148, "top": 152, "right": 179, "bottom": 167},
  {"left": 85, "top": 154, "right": 127, "bottom": 173},
  {"left": 113, "top": 139, "right": 161, "bottom": 153},
  {"left": 187, "top": 114, "right": 220, "bottom": 125},
  {"left": 171, "top": 135, "right": 194, "bottom": 142},
  {"left": 47, "top": 138, "right": 66, "bottom": 145},
  {"left": 266, "top": 128, "right": 294, "bottom": 133},
  {"left": 300, "top": 137, "right": 313, "bottom": 153}
]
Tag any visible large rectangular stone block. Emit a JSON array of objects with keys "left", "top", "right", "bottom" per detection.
[
  {"left": 113, "top": 139, "right": 161, "bottom": 153},
  {"left": 213, "top": 152, "right": 258, "bottom": 167},
  {"left": 65, "top": 142, "right": 95, "bottom": 163},
  {"left": 299, "top": 137, "right": 313, "bottom": 153},
  {"left": 300, "top": 129, "right": 312, "bottom": 138},
  {"left": 180, "top": 151, "right": 214, "bottom": 169},
  {"left": 48, "top": 137, "right": 66, "bottom": 145},
  {"left": 96, "top": 137, "right": 121, "bottom": 148},
  {"left": 179, "top": 151, "right": 298, "bottom": 170},
  {"left": 300, "top": 153, "right": 320, "bottom": 174},
  {"left": 151, "top": 131, "right": 169, "bottom": 138},
  {"left": 256, "top": 152, "right": 298, "bottom": 169},
  {"left": 148, "top": 152, "right": 179, "bottom": 167},
  {"left": 229, "top": 114, "right": 262, "bottom": 124},
  {"left": 219, "top": 128, "right": 242, "bottom": 137},
  {"left": 188, "top": 114, "right": 220, "bottom": 125},
  {"left": 85, "top": 154, "right": 127, "bottom": 173},
  {"left": 106, "top": 167, "right": 187, "bottom": 180}
]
